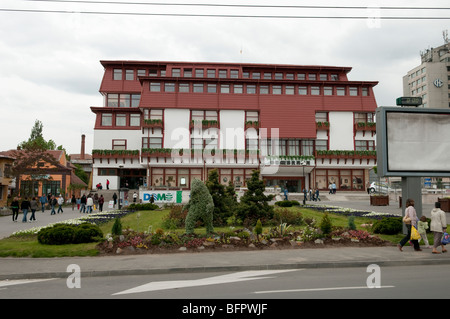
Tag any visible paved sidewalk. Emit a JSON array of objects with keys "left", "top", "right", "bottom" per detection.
[{"left": 1, "top": 192, "right": 450, "bottom": 280}]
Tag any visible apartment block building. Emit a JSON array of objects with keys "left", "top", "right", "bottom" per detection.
[{"left": 91, "top": 60, "right": 378, "bottom": 193}]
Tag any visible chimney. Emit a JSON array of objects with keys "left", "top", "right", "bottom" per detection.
[{"left": 81, "top": 134, "right": 85, "bottom": 160}]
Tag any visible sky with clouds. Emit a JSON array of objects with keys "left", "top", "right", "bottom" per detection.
[{"left": 0, "top": 0, "right": 448, "bottom": 155}]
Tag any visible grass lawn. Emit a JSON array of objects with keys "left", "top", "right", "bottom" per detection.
[{"left": 0, "top": 206, "right": 416, "bottom": 258}]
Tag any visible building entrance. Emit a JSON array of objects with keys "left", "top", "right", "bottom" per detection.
[{"left": 119, "top": 169, "right": 146, "bottom": 189}]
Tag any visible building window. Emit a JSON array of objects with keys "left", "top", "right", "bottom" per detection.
[
  {"left": 195, "top": 69, "right": 204, "bottom": 78},
  {"left": 311, "top": 86, "right": 320, "bottom": 95},
  {"left": 107, "top": 94, "right": 119, "bottom": 107},
  {"left": 137, "top": 69, "right": 146, "bottom": 77},
  {"left": 165, "top": 83, "right": 175, "bottom": 92},
  {"left": 336, "top": 87, "right": 346, "bottom": 96},
  {"left": 220, "top": 84, "right": 230, "bottom": 93},
  {"left": 191, "top": 138, "right": 203, "bottom": 149},
  {"left": 252, "top": 72, "right": 260, "bottom": 79},
  {"left": 315, "top": 112, "right": 328, "bottom": 122},
  {"left": 219, "top": 70, "right": 227, "bottom": 78},
  {"left": 179, "top": 83, "right": 189, "bottom": 92},
  {"left": 302, "top": 140, "right": 314, "bottom": 156},
  {"left": 362, "top": 88, "right": 369, "bottom": 96},
  {"left": 234, "top": 84, "right": 243, "bottom": 94},
  {"left": 193, "top": 83, "right": 204, "bottom": 93},
  {"left": 275, "top": 72, "right": 283, "bottom": 80},
  {"left": 288, "top": 140, "right": 300, "bottom": 155},
  {"left": 205, "top": 110, "right": 218, "bottom": 121},
  {"left": 260, "top": 85, "right": 269, "bottom": 94},
  {"left": 184, "top": 69, "right": 192, "bottom": 77},
  {"left": 349, "top": 87, "right": 358, "bottom": 96},
  {"left": 101, "top": 113, "right": 112, "bottom": 126},
  {"left": 172, "top": 68, "right": 181, "bottom": 77},
  {"left": 308, "top": 74, "right": 316, "bottom": 80},
  {"left": 113, "top": 69, "right": 122, "bottom": 80},
  {"left": 207, "top": 84, "right": 217, "bottom": 93},
  {"left": 297, "top": 73, "right": 306, "bottom": 80},
  {"left": 116, "top": 114, "right": 127, "bottom": 126},
  {"left": 298, "top": 86, "right": 307, "bottom": 95},
  {"left": 191, "top": 110, "right": 204, "bottom": 121},
  {"left": 246, "top": 111, "right": 259, "bottom": 122},
  {"left": 286, "top": 85, "right": 295, "bottom": 95},
  {"left": 246, "top": 85, "right": 256, "bottom": 94},
  {"left": 125, "top": 69, "right": 134, "bottom": 80},
  {"left": 264, "top": 72, "right": 272, "bottom": 79},
  {"left": 315, "top": 140, "right": 327, "bottom": 151},
  {"left": 230, "top": 70, "right": 239, "bottom": 78},
  {"left": 207, "top": 69, "right": 216, "bottom": 78},
  {"left": 131, "top": 94, "right": 140, "bottom": 107},
  {"left": 286, "top": 73, "right": 294, "bottom": 80},
  {"left": 112, "top": 139, "right": 127, "bottom": 150},
  {"left": 324, "top": 87, "right": 333, "bottom": 96},
  {"left": 150, "top": 82, "right": 161, "bottom": 92},
  {"left": 331, "top": 74, "right": 339, "bottom": 81},
  {"left": 143, "top": 137, "right": 162, "bottom": 149},
  {"left": 246, "top": 138, "right": 258, "bottom": 151},
  {"left": 149, "top": 70, "right": 158, "bottom": 77},
  {"left": 272, "top": 85, "right": 282, "bottom": 94},
  {"left": 355, "top": 140, "right": 375, "bottom": 151},
  {"left": 150, "top": 109, "right": 163, "bottom": 120},
  {"left": 319, "top": 74, "right": 328, "bottom": 81},
  {"left": 130, "top": 114, "right": 140, "bottom": 126}
]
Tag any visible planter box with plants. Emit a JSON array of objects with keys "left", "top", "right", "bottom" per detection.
[{"left": 370, "top": 195, "right": 389, "bottom": 206}]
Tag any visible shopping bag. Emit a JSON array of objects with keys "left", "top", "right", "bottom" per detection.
[
  {"left": 410, "top": 226, "right": 421, "bottom": 241},
  {"left": 441, "top": 232, "right": 450, "bottom": 245}
]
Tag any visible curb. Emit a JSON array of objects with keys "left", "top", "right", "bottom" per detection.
[{"left": 3, "top": 257, "right": 450, "bottom": 281}]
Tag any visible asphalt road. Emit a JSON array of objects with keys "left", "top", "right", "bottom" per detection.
[{"left": 1, "top": 264, "right": 448, "bottom": 300}]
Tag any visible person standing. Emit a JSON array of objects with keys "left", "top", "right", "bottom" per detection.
[
  {"left": 57, "top": 194, "right": 64, "bottom": 213},
  {"left": 71, "top": 195, "right": 76, "bottom": 210},
  {"left": 417, "top": 215, "right": 430, "bottom": 248},
  {"left": 86, "top": 195, "right": 93, "bottom": 213},
  {"left": 398, "top": 198, "right": 421, "bottom": 251},
  {"left": 112, "top": 193, "right": 117, "bottom": 208},
  {"left": 21, "top": 197, "right": 31, "bottom": 223},
  {"left": 80, "top": 194, "right": 87, "bottom": 213},
  {"left": 11, "top": 197, "right": 19, "bottom": 222},
  {"left": 106, "top": 179, "right": 110, "bottom": 190},
  {"left": 430, "top": 202, "right": 447, "bottom": 254},
  {"left": 50, "top": 196, "right": 57, "bottom": 215},
  {"left": 39, "top": 195, "right": 48, "bottom": 212},
  {"left": 29, "top": 197, "right": 38, "bottom": 222},
  {"left": 98, "top": 194, "right": 104, "bottom": 212}
]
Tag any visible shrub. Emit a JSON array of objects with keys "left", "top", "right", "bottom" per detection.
[
  {"left": 275, "top": 200, "right": 300, "bottom": 207},
  {"left": 38, "top": 223, "right": 103, "bottom": 245},
  {"left": 111, "top": 218, "right": 123, "bottom": 236},
  {"left": 348, "top": 216, "right": 356, "bottom": 230},
  {"left": 319, "top": 212, "right": 333, "bottom": 236},
  {"left": 161, "top": 205, "right": 187, "bottom": 229},
  {"left": 254, "top": 219, "right": 263, "bottom": 238},
  {"left": 273, "top": 208, "right": 303, "bottom": 226},
  {"left": 372, "top": 217, "right": 402, "bottom": 235}
]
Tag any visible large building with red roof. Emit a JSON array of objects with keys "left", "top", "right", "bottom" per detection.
[{"left": 91, "top": 61, "right": 378, "bottom": 193}]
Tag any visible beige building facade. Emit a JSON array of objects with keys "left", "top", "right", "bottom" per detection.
[{"left": 403, "top": 42, "right": 450, "bottom": 109}]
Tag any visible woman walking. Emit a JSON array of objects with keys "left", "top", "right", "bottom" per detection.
[
  {"left": 430, "top": 202, "right": 447, "bottom": 254},
  {"left": 11, "top": 197, "right": 19, "bottom": 222},
  {"left": 398, "top": 198, "right": 421, "bottom": 252},
  {"left": 29, "top": 197, "right": 38, "bottom": 222}
]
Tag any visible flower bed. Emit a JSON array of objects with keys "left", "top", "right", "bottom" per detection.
[{"left": 302, "top": 204, "right": 398, "bottom": 220}]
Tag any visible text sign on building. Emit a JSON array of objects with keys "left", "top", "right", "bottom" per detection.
[
  {"left": 141, "top": 191, "right": 182, "bottom": 203},
  {"left": 396, "top": 97, "right": 422, "bottom": 107},
  {"left": 376, "top": 107, "right": 450, "bottom": 177}
]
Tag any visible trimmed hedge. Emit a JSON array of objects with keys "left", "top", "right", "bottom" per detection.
[
  {"left": 37, "top": 223, "right": 103, "bottom": 245},
  {"left": 274, "top": 200, "right": 300, "bottom": 207},
  {"left": 371, "top": 217, "right": 403, "bottom": 235}
]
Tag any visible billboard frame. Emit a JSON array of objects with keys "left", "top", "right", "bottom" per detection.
[{"left": 376, "top": 106, "right": 450, "bottom": 177}]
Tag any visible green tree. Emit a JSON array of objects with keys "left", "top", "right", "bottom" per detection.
[
  {"left": 236, "top": 170, "right": 274, "bottom": 226},
  {"left": 205, "top": 169, "right": 233, "bottom": 226},
  {"left": 18, "top": 120, "right": 57, "bottom": 150}
]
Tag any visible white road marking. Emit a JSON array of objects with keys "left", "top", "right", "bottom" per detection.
[
  {"left": 255, "top": 285, "right": 395, "bottom": 294},
  {"left": 113, "top": 269, "right": 300, "bottom": 295},
  {"left": 0, "top": 278, "right": 56, "bottom": 288}
]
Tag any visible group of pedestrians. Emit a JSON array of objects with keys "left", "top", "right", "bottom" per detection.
[
  {"left": 9, "top": 192, "right": 108, "bottom": 223},
  {"left": 398, "top": 198, "right": 448, "bottom": 254}
]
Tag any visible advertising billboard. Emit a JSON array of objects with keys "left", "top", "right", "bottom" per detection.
[{"left": 376, "top": 107, "right": 450, "bottom": 177}]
